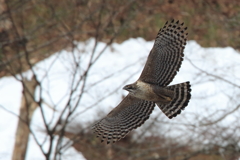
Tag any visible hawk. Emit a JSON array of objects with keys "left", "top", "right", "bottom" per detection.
[{"left": 93, "top": 20, "right": 191, "bottom": 144}]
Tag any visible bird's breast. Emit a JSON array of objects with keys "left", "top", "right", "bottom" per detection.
[
  {"left": 135, "top": 81, "right": 173, "bottom": 103},
  {"left": 135, "top": 81, "right": 160, "bottom": 102}
]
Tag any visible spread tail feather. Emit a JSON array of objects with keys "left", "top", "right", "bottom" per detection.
[{"left": 156, "top": 81, "right": 191, "bottom": 119}]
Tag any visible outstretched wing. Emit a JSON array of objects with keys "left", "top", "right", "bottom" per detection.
[
  {"left": 92, "top": 95, "right": 155, "bottom": 144},
  {"left": 139, "top": 20, "right": 188, "bottom": 86}
]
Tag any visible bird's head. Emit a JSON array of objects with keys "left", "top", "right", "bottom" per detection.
[{"left": 123, "top": 83, "right": 138, "bottom": 94}]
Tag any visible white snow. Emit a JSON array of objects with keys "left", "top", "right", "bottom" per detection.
[{"left": 0, "top": 38, "right": 239, "bottom": 159}]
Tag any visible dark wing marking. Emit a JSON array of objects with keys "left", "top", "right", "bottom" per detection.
[
  {"left": 92, "top": 94, "right": 155, "bottom": 144},
  {"left": 139, "top": 20, "right": 188, "bottom": 86}
]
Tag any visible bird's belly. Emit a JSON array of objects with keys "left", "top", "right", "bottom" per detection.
[
  {"left": 136, "top": 89, "right": 172, "bottom": 104},
  {"left": 134, "top": 81, "right": 172, "bottom": 103},
  {"left": 135, "top": 90, "right": 163, "bottom": 102},
  {"left": 147, "top": 93, "right": 168, "bottom": 102}
]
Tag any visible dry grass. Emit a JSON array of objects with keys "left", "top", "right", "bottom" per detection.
[{"left": 1, "top": 0, "right": 240, "bottom": 77}]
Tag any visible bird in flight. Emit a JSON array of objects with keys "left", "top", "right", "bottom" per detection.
[{"left": 93, "top": 19, "right": 191, "bottom": 144}]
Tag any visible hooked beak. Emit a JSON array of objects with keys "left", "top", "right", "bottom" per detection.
[
  {"left": 123, "top": 85, "right": 128, "bottom": 91},
  {"left": 123, "top": 85, "right": 132, "bottom": 91}
]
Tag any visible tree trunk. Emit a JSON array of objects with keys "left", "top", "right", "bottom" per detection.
[{"left": 12, "top": 77, "right": 38, "bottom": 160}]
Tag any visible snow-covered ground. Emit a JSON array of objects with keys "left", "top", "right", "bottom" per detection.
[{"left": 0, "top": 38, "right": 239, "bottom": 159}]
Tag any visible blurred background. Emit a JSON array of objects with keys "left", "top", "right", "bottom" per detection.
[{"left": 0, "top": 0, "right": 240, "bottom": 160}]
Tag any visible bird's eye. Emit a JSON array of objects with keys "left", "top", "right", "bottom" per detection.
[
  {"left": 123, "top": 84, "right": 135, "bottom": 91},
  {"left": 127, "top": 85, "right": 133, "bottom": 89}
]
